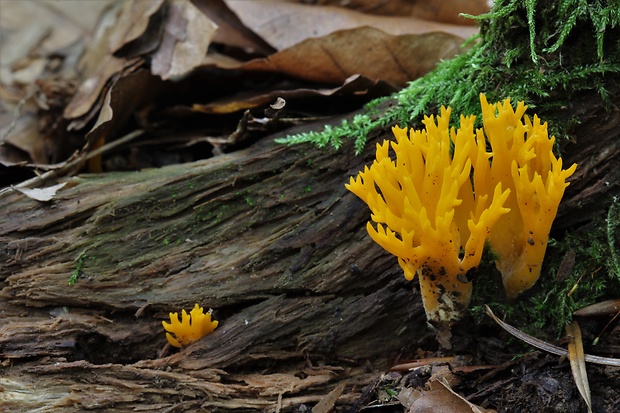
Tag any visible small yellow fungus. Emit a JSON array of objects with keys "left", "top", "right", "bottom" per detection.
[
  {"left": 162, "top": 303, "right": 218, "bottom": 348},
  {"left": 346, "top": 94, "right": 576, "bottom": 330}
]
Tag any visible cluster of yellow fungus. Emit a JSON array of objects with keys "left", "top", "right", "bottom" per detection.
[
  {"left": 346, "top": 93, "right": 576, "bottom": 327},
  {"left": 162, "top": 303, "right": 218, "bottom": 348},
  {"left": 479, "top": 95, "right": 577, "bottom": 298}
]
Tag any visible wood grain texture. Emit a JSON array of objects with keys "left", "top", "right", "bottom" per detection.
[
  {"left": 0, "top": 86, "right": 618, "bottom": 411},
  {"left": 0, "top": 121, "right": 424, "bottom": 412}
]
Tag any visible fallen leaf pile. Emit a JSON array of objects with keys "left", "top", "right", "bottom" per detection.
[{"left": 0, "top": 0, "right": 488, "bottom": 184}]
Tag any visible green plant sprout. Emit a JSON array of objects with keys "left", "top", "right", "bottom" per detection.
[{"left": 69, "top": 252, "right": 88, "bottom": 285}]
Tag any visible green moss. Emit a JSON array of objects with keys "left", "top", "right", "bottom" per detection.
[
  {"left": 277, "top": 0, "right": 620, "bottom": 153},
  {"left": 69, "top": 251, "right": 89, "bottom": 286},
  {"left": 606, "top": 199, "right": 620, "bottom": 280},
  {"left": 471, "top": 200, "right": 620, "bottom": 337},
  {"left": 244, "top": 195, "right": 256, "bottom": 207},
  {"left": 195, "top": 204, "right": 230, "bottom": 224}
]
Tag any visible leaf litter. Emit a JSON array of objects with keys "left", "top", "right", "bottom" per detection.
[{"left": 1, "top": 0, "right": 478, "bottom": 187}]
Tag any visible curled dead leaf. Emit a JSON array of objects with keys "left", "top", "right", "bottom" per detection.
[
  {"left": 108, "top": 0, "right": 165, "bottom": 53},
  {"left": 13, "top": 182, "right": 66, "bottom": 202},
  {"left": 399, "top": 379, "right": 493, "bottom": 413},
  {"left": 192, "top": 0, "right": 275, "bottom": 55}
]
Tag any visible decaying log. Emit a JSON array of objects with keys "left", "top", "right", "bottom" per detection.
[
  {"left": 0, "top": 115, "right": 427, "bottom": 412},
  {"left": 0, "top": 81, "right": 618, "bottom": 411}
]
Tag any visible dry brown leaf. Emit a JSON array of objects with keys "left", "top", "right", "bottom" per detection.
[
  {"left": 0, "top": 0, "right": 117, "bottom": 168},
  {"left": 151, "top": 0, "right": 218, "bottom": 80},
  {"left": 0, "top": 0, "right": 115, "bottom": 67},
  {"left": 64, "top": 56, "right": 128, "bottom": 121},
  {"left": 8, "top": 59, "right": 49, "bottom": 87},
  {"left": 566, "top": 321, "right": 593, "bottom": 413},
  {"left": 241, "top": 27, "right": 465, "bottom": 86},
  {"left": 0, "top": 25, "right": 51, "bottom": 74},
  {"left": 108, "top": 0, "right": 166, "bottom": 56},
  {"left": 573, "top": 299, "right": 620, "bottom": 317},
  {"left": 0, "top": 112, "right": 49, "bottom": 165},
  {"left": 70, "top": 67, "right": 159, "bottom": 173},
  {"left": 63, "top": 2, "right": 129, "bottom": 120},
  {"left": 294, "top": 0, "right": 490, "bottom": 25},
  {"left": 67, "top": 0, "right": 216, "bottom": 122},
  {"left": 192, "top": 0, "right": 275, "bottom": 55},
  {"left": 226, "top": 0, "right": 478, "bottom": 51},
  {"left": 399, "top": 380, "right": 491, "bottom": 413},
  {"left": 193, "top": 74, "right": 395, "bottom": 114},
  {"left": 84, "top": 69, "right": 161, "bottom": 147},
  {"left": 0, "top": 145, "right": 26, "bottom": 167}
]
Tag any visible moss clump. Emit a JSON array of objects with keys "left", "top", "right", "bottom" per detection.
[
  {"left": 277, "top": 0, "right": 620, "bottom": 153},
  {"left": 69, "top": 251, "right": 90, "bottom": 285},
  {"left": 471, "top": 199, "right": 620, "bottom": 337},
  {"left": 606, "top": 200, "right": 620, "bottom": 281}
]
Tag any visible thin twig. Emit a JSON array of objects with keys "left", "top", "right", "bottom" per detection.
[
  {"left": 0, "top": 129, "right": 144, "bottom": 199},
  {"left": 566, "top": 321, "right": 592, "bottom": 413},
  {"left": 484, "top": 305, "right": 620, "bottom": 366}
]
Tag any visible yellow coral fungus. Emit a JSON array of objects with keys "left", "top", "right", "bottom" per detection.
[
  {"left": 479, "top": 95, "right": 577, "bottom": 298},
  {"left": 346, "top": 93, "right": 577, "bottom": 331},
  {"left": 346, "top": 105, "right": 511, "bottom": 326},
  {"left": 162, "top": 303, "right": 218, "bottom": 348}
]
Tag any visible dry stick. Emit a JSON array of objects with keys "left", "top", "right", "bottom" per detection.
[
  {"left": 484, "top": 305, "right": 620, "bottom": 367},
  {"left": 0, "top": 129, "right": 145, "bottom": 199}
]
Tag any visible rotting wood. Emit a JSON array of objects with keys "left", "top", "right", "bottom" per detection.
[
  {"left": 0, "top": 84, "right": 619, "bottom": 411},
  {"left": 0, "top": 114, "right": 426, "bottom": 412}
]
